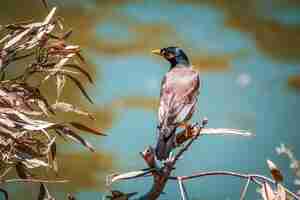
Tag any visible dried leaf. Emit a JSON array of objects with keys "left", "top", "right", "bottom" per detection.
[
  {"left": 43, "top": 56, "right": 72, "bottom": 82},
  {"left": 50, "top": 141, "right": 58, "bottom": 173},
  {"left": 55, "top": 126, "right": 95, "bottom": 152},
  {"left": 15, "top": 163, "right": 29, "bottom": 179},
  {"left": 67, "top": 194, "right": 76, "bottom": 200},
  {"left": 200, "top": 128, "right": 253, "bottom": 137},
  {"left": 38, "top": 183, "right": 53, "bottom": 200},
  {"left": 0, "top": 34, "right": 12, "bottom": 44},
  {"left": 37, "top": 99, "right": 50, "bottom": 116},
  {"left": 261, "top": 182, "right": 276, "bottom": 200},
  {"left": 267, "top": 160, "right": 283, "bottom": 183},
  {"left": 62, "top": 29, "right": 73, "bottom": 40},
  {"left": 64, "top": 74, "right": 94, "bottom": 104},
  {"left": 41, "top": 0, "right": 49, "bottom": 10},
  {"left": 75, "top": 52, "right": 85, "bottom": 63},
  {"left": 64, "top": 64, "right": 94, "bottom": 84},
  {"left": 51, "top": 102, "right": 94, "bottom": 119},
  {"left": 42, "top": 7, "right": 57, "bottom": 25},
  {"left": 13, "top": 111, "right": 55, "bottom": 131},
  {"left": 16, "top": 143, "right": 43, "bottom": 158},
  {"left": 3, "top": 28, "right": 32, "bottom": 50},
  {"left": 277, "top": 184, "right": 286, "bottom": 200},
  {"left": 0, "top": 116, "right": 15, "bottom": 128},
  {"left": 109, "top": 169, "right": 154, "bottom": 184},
  {"left": 38, "top": 183, "right": 47, "bottom": 200},
  {"left": 22, "top": 158, "right": 48, "bottom": 169},
  {"left": 56, "top": 17, "right": 64, "bottom": 30},
  {"left": 56, "top": 74, "right": 66, "bottom": 101},
  {"left": 69, "top": 122, "right": 106, "bottom": 136}
]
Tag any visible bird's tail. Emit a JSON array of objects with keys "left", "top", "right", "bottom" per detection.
[{"left": 155, "top": 125, "right": 177, "bottom": 161}]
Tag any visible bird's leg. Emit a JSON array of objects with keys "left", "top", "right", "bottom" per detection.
[{"left": 178, "top": 122, "right": 192, "bottom": 138}]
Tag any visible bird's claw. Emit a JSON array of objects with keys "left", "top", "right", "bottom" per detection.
[{"left": 202, "top": 117, "right": 208, "bottom": 127}]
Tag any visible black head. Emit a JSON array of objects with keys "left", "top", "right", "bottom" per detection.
[{"left": 152, "top": 46, "right": 190, "bottom": 69}]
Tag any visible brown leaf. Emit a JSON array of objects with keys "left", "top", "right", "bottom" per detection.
[
  {"left": 64, "top": 64, "right": 94, "bottom": 84},
  {"left": 277, "top": 184, "right": 286, "bottom": 200},
  {"left": 267, "top": 160, "right": 284, "bottom": 183},
  {"left": 51, "top": 102, "right": 94, "bottom": 119},
  {"left": 62, "top": 29, "right": 73, "bottom": 40},
  {"left": 3, "top": 28, "right": 32, "bottom": 50},
  {"left": 67, "top": 194, "right": 76, "bottom": 200},
  {"left": 37, "top": 99, "right": 50, "bottom": 116},
  {"left": 41, "top": 0, "right": 49, "bottom": 10},
  {"left": 21, "top": 158, "right": 48, "bottom": 169},
  {"left": 55, "top": 125, "right": 95, "bottom": 152},
  {"left": 38, "top": 183, "right": 47, "bottom": 200},
  {"left": 261, "top": 182, "right": 276, "bottom": 200},
  {"left": 38, "top": 183, "right": 53, "bottom": 200},
  {"left": 48, "top": 142, "right": 58, "bottom": 173},
  {"left": 109, "top": 169, "right": 153, "bottom": 184},
  {"left": 64, "top": 74, "right": 93, "bottom": 104},
  {"left": 69, "top": 122, "right": 106, "bottom": 136},
  {"left": 56, "top": 74, "right": 66, "bottom": 101},
  {"left": 16, "top": 142, "right": 44, "bottom": 157},
  {"left": 75, "top": 52, "right": 85, "bottom": 63},
  {"left": 42, "top": 7, "right": 57, "bottom": 26},
  {"left": 15, "top": 163, "right": 29, "bottom": 179}
]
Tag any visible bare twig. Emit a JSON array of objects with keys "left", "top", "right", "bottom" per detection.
[
  {"left": 177, "top": 177, "right": 189, "bottom": 200},
  {"left": 240, "top": 177, "right": 250, "bottom": 200},
  {"left": 168, "top": 170, "right": 300, "bottom": 200}
]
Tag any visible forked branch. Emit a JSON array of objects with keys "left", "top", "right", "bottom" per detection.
[{"left": 106, "top": 118, "right": 277, "bottom": 200}]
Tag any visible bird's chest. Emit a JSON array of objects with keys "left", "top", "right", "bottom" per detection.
[{"left": 164, "top": 72, "right": 195, "bottom": 94}]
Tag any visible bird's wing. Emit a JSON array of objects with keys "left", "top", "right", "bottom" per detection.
[{"left": 158, "top": 68, "right": 200, "bottom": 127}]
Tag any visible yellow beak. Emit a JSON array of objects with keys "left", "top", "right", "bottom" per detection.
[{"left": 151, "top": 49, "right": 161, "bottom": 55}]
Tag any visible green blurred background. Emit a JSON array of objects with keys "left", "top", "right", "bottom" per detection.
[{"left": 1, "top": 0, "right": 300, "bottom": 199}]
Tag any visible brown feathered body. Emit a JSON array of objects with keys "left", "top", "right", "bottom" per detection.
[{"left": 156, "top": 65, "right": 200, "bottom": 160}]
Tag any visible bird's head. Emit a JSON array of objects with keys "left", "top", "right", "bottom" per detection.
[{"left": 151, "top": 46, "right": 190, "bottom": 69}]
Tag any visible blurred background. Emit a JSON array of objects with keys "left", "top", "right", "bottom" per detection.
[{"left": 1, "top": 0, "right": 300, "bottom": 199}]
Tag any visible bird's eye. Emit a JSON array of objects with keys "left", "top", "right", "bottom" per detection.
[
  {"left": 161, "top": 49, "right": 166, "bottom": 55},
  {"left": 165, "top": 52, "right": 175, "bottom": 59}
]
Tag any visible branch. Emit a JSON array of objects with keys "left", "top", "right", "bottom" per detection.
[
  {"left": 108, "top": 119, "right": 300, "bottom": 200},
  {"left": 177, "top": 177, "right": 188, "bottom": 200},
  {"left": 110, "top": 118, "right": 258, "bottom": 200},
  {"left": 240, "top": 177, "right": 250, "bottom": 200},
  {"left": 131, "top": 119, "right": 208, "bottom": 200},
  {"left": 168, "top": 170, "right": 300, "bottom": 200}
]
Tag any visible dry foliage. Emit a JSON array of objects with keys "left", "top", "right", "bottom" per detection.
[
  {"left": 0, "top": 5, "right": 104, "bottom": 200},
  {"left": 276, "top": 144, "right": 300, "bottom": 195}
]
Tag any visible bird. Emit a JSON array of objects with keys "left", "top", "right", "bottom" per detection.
[{"left": 152, "top": 46, "right": 200, "bottom": 161}]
